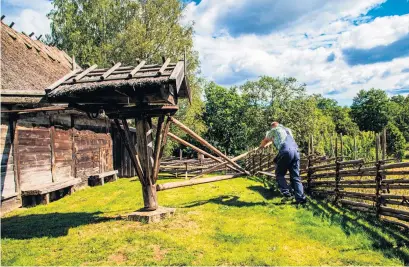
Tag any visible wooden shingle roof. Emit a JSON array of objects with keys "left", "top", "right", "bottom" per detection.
[{"left": 46, "top": 59, "right": 191, "bottom": 109}]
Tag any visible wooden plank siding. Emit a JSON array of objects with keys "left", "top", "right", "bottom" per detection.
[
  {"left": 1, "top": 111, "right": 114, "bottom": 209},
  {"left": 112, "top": 126, "right": 138, "bottom": 178}
]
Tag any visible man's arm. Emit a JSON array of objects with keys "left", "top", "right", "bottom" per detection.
[{"left": 259, "top": 138, "right": 271, "bottom": 149}]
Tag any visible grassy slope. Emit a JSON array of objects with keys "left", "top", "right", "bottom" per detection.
[{"left": 2, "top": 177, "right": 408, "bottom": 266}]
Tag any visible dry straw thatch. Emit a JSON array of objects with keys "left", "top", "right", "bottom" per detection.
[{"left": 1, "top": 21, "right": 74, "bottom": 95}]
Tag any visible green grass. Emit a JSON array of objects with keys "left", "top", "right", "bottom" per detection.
[{"left": 2, "top": 176, "right": 409, "bottom": 266}]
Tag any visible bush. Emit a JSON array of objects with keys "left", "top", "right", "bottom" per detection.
[{"left": 385, "top": 123, "right": 406, "bottom": 160}]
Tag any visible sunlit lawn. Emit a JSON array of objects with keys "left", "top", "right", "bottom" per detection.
[{"left": 1, "top": 176, "right": 408, "bottom": 266}]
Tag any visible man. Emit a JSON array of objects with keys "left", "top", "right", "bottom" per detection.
[{"left": 259, "top": 122, "right": 306, "bottom": 204}]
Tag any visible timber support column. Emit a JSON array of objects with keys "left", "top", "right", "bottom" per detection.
[
  {"left": 135, "top": 117, "right": 158, "bottom": 211},
  {"left": 118, "top": 115, "right": 175, "bottom": 223}
]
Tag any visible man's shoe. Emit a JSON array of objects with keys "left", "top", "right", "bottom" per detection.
[{"left": 296, "top": 198, "right": 307, "bottom": 205}]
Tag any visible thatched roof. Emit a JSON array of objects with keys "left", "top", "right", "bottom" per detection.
[
  {"left": 47, "top": 59, "right": 191, "bottom": 106},
  {"left": 1, "top": 21, "right": 77, "bottom": 103}
]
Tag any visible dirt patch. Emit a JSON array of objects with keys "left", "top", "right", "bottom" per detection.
[
  {"left": 151, "top": 245, "right": 168, "bottom": 261},
  {"left": 108, "top": 252, "right": 128, "bottom": 264}
]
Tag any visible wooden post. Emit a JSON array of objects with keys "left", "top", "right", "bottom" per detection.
[
  {"left": 375, "top": 133, "right": 380, "bottom": 162},
  {"left": 152, "top": 116, "right": 165, "bottom": 183},
  {"left": 382, "top": 128, "right": 387, "bottom": 160},
  {"left": 185, "top": 162, "right": 188, "bottom": 179},
  {"left": 330, "top": 135, "right": 333, "bottom": 157},
  {"left": 251, "top": 152, "right": 256, "bottom": 175},
  {"left": 306, "top": 154, "right": 313, "bottom": 194},
  {"left": 179, "top": 149, "right": 183, "bottom": 160},
  {"left": 353, "top": 135, "right": 357, "bottom": 160},
  {"left": 311, "top": 135, "right": 314, "bottom": 156},
  {"left": 340, "top": 133, "right": 343, "bottom": 160},
  {"left": 10, "top": 114, "right": 21, "bottom": 199},
  {"left": 259, "top": 150, "right": 262, "bottom": 172},
  {"left": 308, "top": 135, "right": 311, "bottom": 156},
  {"left": 334, "top": 137, "right": 340, "bottom": 203},
  {"left": 135, "top": 117, "right": 157, "bottom": 211},
  {"left": 113, "top": 119, "right": 144, "bottom": 183},
  {"left": 375, "top": 134, "right": 383, "bottom": 216}
]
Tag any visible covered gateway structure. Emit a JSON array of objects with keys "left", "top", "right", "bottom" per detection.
[{"left": 46, "top": 55, "right": 192, "bottom": 212}]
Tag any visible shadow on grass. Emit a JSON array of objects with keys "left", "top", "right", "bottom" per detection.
[
  {"left": 247, "top": 185, "right": 282, "bottom": 200},
  {"left": 307, "top": 198, "right": 409, "bottom": 264},
  {"left": 182, "top": 195, "right": 268, "bottom": 208},
  {"left": 1, "top": 212, "right": 113, "bottom": 239}
]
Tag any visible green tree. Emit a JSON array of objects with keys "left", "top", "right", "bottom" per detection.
[
  {"left": 48, "top": 0, "right": 197, "bottom": 68},
  {"left": 316, "top": 95, "right": 359, "bottom": 135},
  {"left": 385, "top": 123, "right": 406, "bottom": 160},
  {"left": 239, "top": 77, "right": 335, "bottom": 155},
  {"left": 203, "top": 82, "right": 249, "bottom": 155},
  {"left": 350, "top": 89, "right": 390, "bottom": 133},
  {"left": 389, "top": 95, "right": 409, "bottom": 141}
]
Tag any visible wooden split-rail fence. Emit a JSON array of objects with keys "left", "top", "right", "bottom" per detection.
[
  {"left": 250, "top": 132, "right": 409, "bottom": 230},
  {"left": 159, "top": 156, "right": 231, "bottom": 178},
  {"left": 111, "top": 113, "right": 408, "bottom": 229}
]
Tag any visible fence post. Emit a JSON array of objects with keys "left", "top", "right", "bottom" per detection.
[
  {"left": 251, "top": 152, "right": 256, "bottom": 175},
  {"left": 375, "top": 134, "right": 383, "bottom": 216},
  {"left": 334, "top": 135, "right": 340, "bottom": 203},
  {"left": 353, "top": 135, "right": 357, "bottom": 160},
  {"left": 382, "top": 128, "right": 387, "bottom": 160},
  {"left": 259, "top": 149, "right": 263, "bottom": 172},
  {"left": 306, "top": 155, "right": 313, "bottom": 194},
  {"left": 340, "top": 133, "right": 343, "bottom": 160},
  {"left": 184, "top": 162, "right": 188, "bottom": 179}
]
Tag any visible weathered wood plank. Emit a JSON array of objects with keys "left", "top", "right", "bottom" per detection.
[{"left": 157, "top": 173, "right": 245, "bottom": 191}]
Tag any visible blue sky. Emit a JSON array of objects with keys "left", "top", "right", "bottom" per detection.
[{"left": 2, "top": 0, "right": 409, "bottom": 105}]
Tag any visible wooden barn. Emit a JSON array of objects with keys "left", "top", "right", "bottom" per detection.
[{"left": 1, "top": 21, "right": 115, "bottom": 212}]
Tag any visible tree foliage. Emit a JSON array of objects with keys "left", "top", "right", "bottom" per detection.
[
  {"left": 350, "top": 89, "right": 390, "bottom": 133},
  {"left": 386, "top": 123, "right": 406, "bottom": 160}
]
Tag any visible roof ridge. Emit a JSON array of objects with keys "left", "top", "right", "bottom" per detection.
[{"left": 1, "top": 20, "right": 74, "bottom": 69}]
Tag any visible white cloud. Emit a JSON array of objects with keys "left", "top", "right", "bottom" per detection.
[
  {"left": 184, "top": 0, "right": 409, "bottom": 104},
  {"left": 2, "top": 0, "right": 52, "bottom": 36}
]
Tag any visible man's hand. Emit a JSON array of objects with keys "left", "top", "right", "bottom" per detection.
[{"left": 259, "top": 138, "right": 270, "bottom": 149}]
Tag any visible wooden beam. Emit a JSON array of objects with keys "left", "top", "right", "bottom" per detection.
[
  {"left": 113, "top": 119, "right": 145, "bottom": 184},
  {"left": 193, "top": 142, "right": 272, "bottom": 179},
  {"left": 152, "top": 116, "right": 165, "bottom": 183},
  {"left": 158, "top": 58, "right": 171, "bottom": 76},
  {"left": 46, "top": 69, "right": 82, "bottom": 91},
  {"left": 0, "top": 106, "right": 69, "bottom": 114},
  {"left": 72, "top": 64, "right": 98, "bottom": 82},
  {"left": 100, "top": 62, "right": 121, "bottom": 80},
  {"left": 170, "top": 117, "right": 249, "bottom": 174},
  {"left": 156, "top": 173, "right": 245, "bottom": 191},
  {"left": 158, "top": 117, "right": 172, "bottom": 164},
  {"left": 128, "top": 60, "right": 146, "bottom": 78},
  {"left": 61, "top": 71, "right": 172, "bottom": 85},
  {"left": 167, "top": 132, "right": 240, "bottom": 173},
  {"left": 169, "top": 61, "right": 184, "bottom": 93}
]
